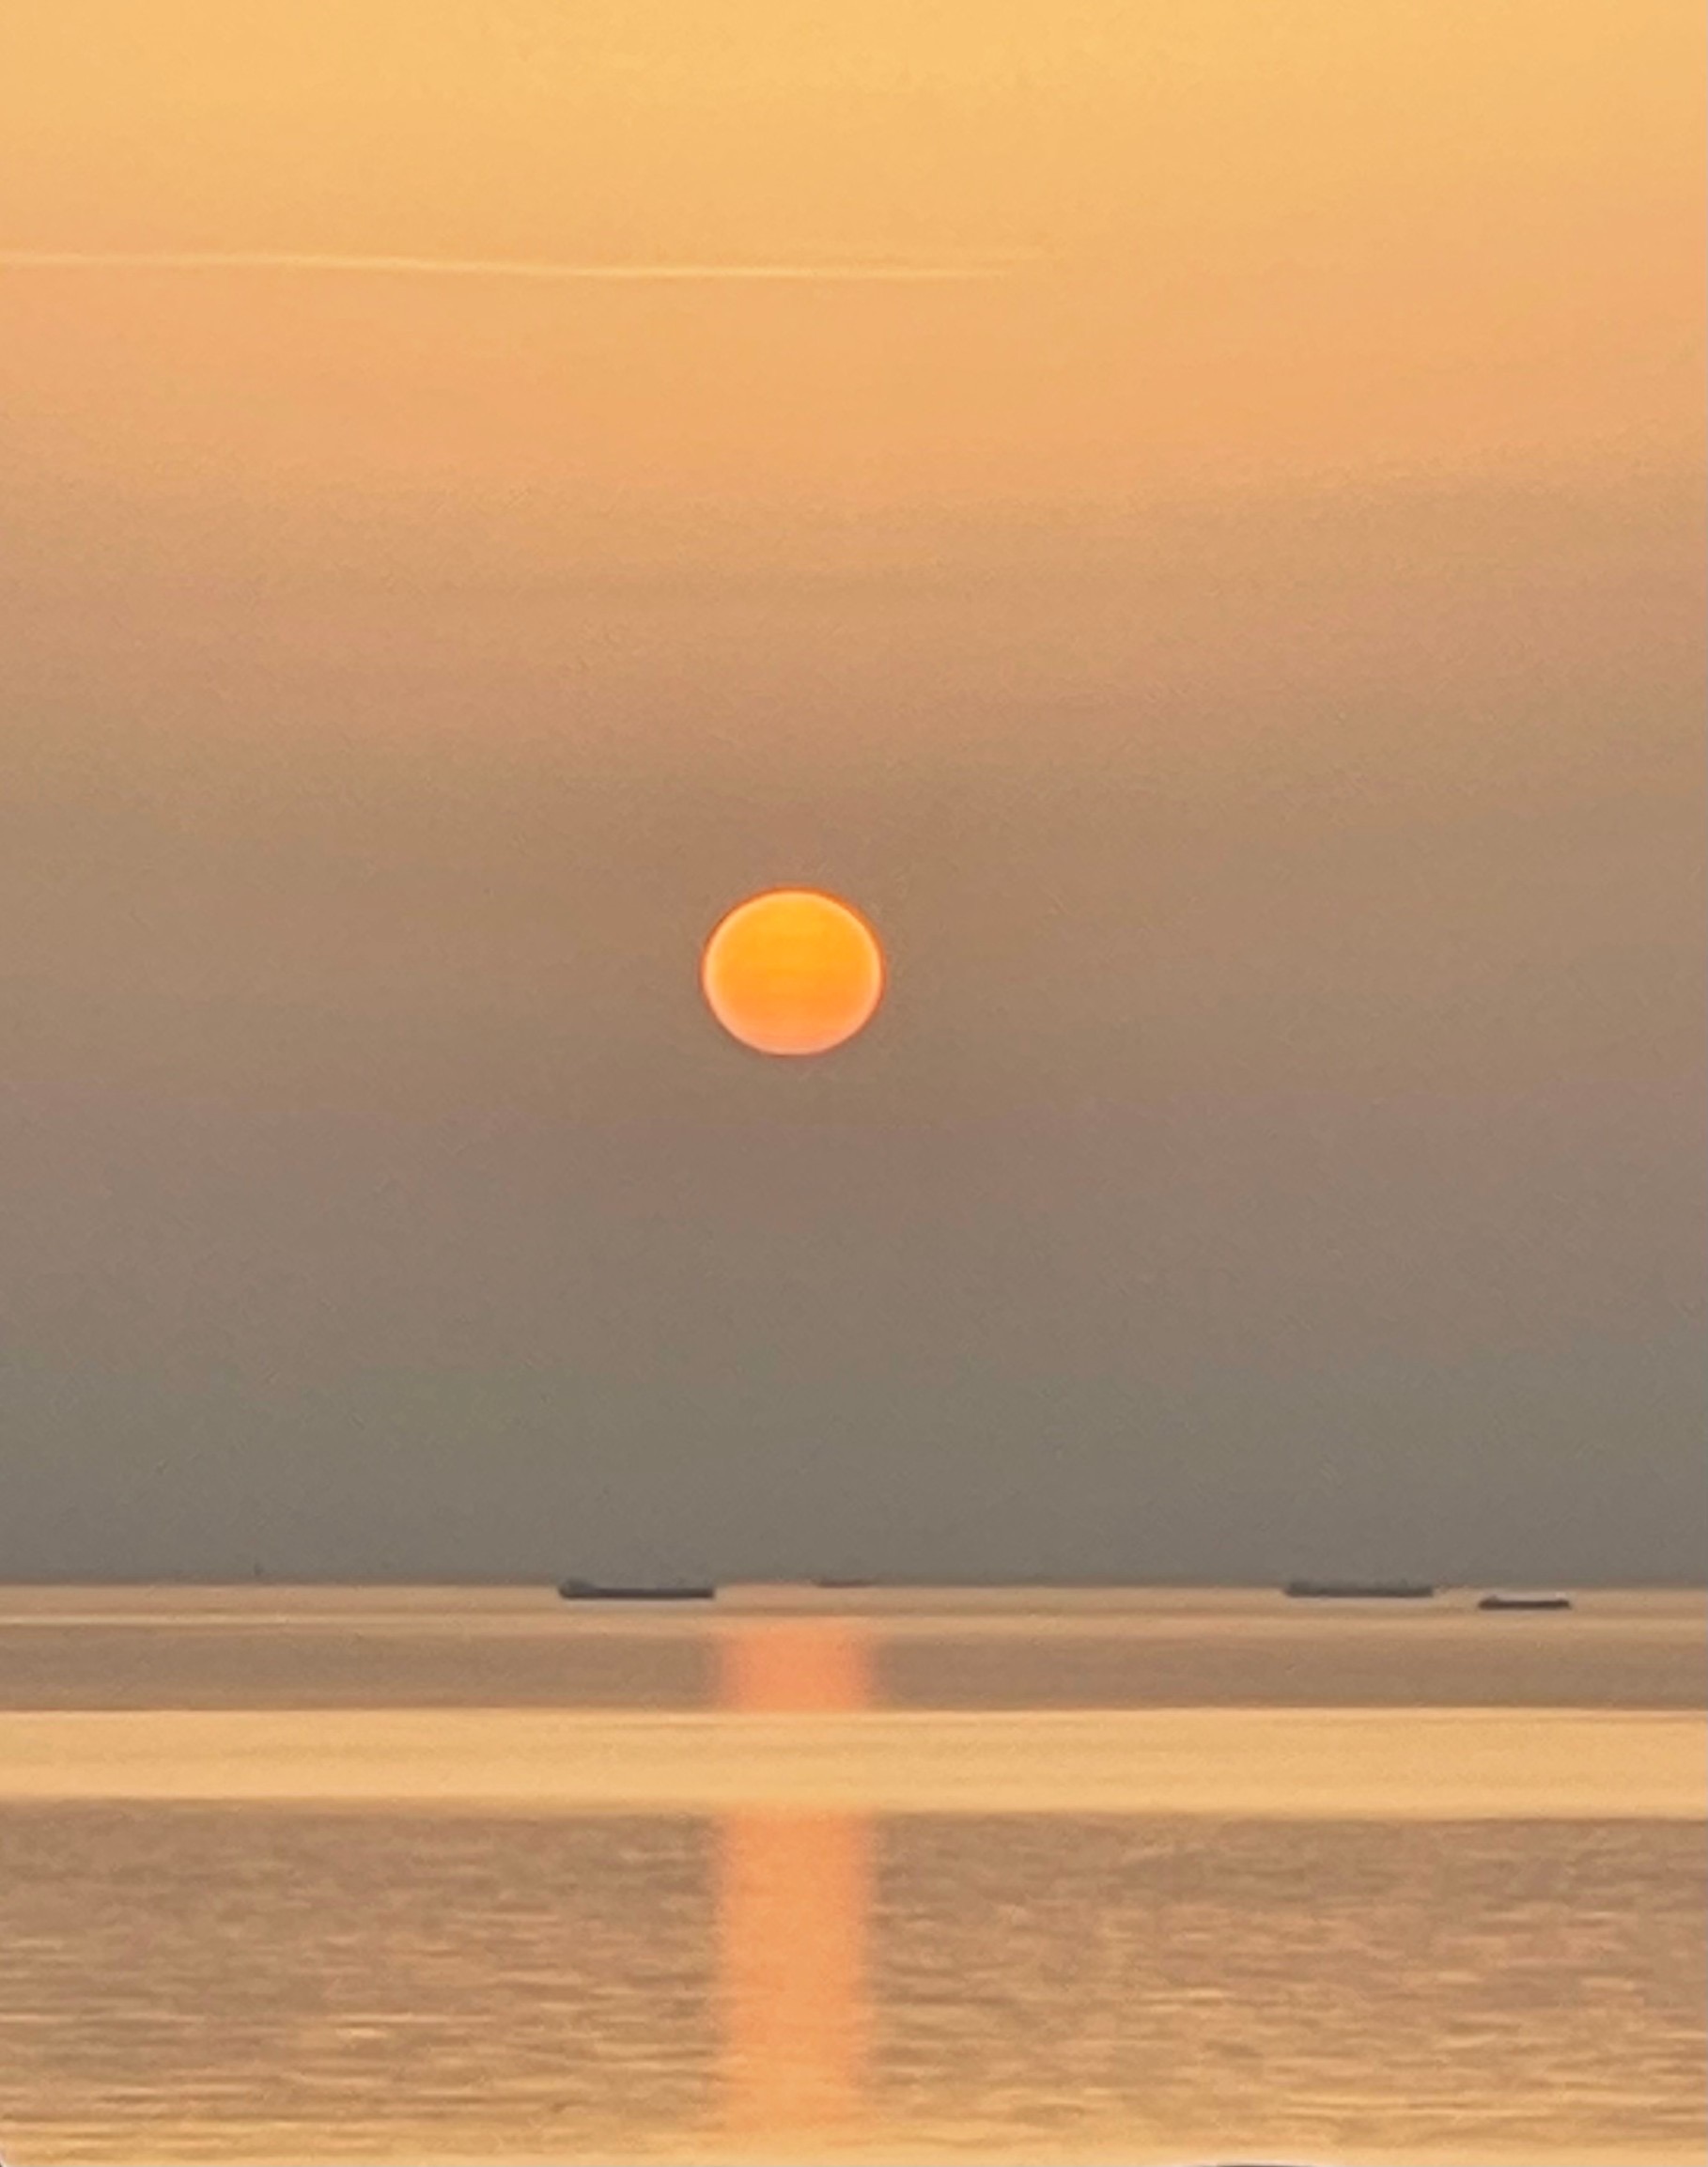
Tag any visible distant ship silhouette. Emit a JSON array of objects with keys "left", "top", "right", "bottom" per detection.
[
  {"left": 557, "top": 1576, "right": 715, "bottom": 1602},
  {"left": 1283, "top": 1578, "right": 1436, "bottom": 1599}
]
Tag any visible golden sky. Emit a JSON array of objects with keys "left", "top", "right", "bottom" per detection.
[{"left": 4, "top": 0, "right": 1700, "bottom": 531}]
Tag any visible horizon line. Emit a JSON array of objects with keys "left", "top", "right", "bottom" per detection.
[{"left": 0, "top": 247, "right": 1028, "bottom": 286}]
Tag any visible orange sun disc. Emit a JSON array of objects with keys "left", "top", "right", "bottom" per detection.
[{"left": 701, "top": 889, "right": 885, "bottom": 1056}]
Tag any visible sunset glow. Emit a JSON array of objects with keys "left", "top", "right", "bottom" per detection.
[{"left": 2, "top": 0, "right": 1700, "bottom": 2156}]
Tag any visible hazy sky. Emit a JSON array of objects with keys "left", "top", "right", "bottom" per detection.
[{"left": 1, "top": 2, "right": 1701, "bottom": 1582}]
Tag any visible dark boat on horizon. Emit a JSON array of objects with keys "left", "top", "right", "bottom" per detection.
[
  {"left": 1284, "top": 1579, "right": 1436, "bottom": 1600},
  {"left": 557, "top": 1578, "right": 716, "bottom": 1602},
  {"left": 1478, "top": 1591, "right": 1574, "bottom": 1612}
]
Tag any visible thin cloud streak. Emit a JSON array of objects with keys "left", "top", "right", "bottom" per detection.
[{"left": 0, "top": 249, "right": 1024, "bottom": 285}]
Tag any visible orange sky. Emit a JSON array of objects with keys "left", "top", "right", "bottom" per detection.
[
  {"left": 3, "top": 0, "right": 1700, "bottom": 538},
  {"left": 0, "top": 3, "right": 1700, "bottom": 1586}
]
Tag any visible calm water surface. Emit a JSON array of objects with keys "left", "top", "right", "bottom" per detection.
[{"left": 0, "top": 1585, "right": 1701, "bottom": 2166}]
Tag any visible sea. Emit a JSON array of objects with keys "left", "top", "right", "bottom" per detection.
[{"left": 0, "top": 1583, "right": 1701, "bottom": 2167}]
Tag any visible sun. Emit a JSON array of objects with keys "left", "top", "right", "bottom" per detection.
[{"left": 701, "top": 889, "right": 885, "bottom": 1056}]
